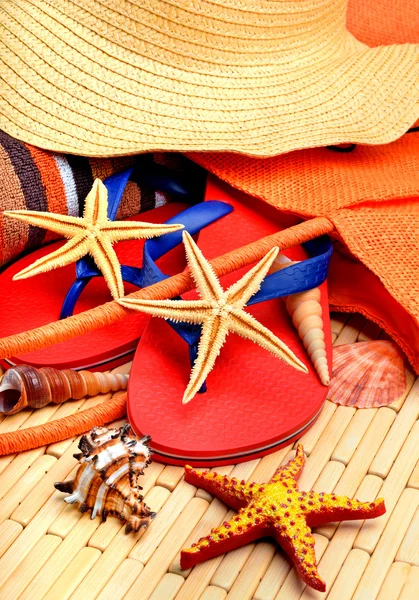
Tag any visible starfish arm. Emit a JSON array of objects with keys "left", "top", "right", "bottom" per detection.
[
  {"left": 181, "top": 511, "right": 267, "bottom": 570},
  {"left": 118, "top": 298, "right": 213, "bottom": 324},
  {"left": 183, "top": 316, "right": 229, "bottom": 404},
  {"left": 83, "top": 179, "right": 108, "bottom": 225},
  {"left": 228, "top": 309, "right": 308, "bottom": 373},
  {"left": 305, "top": 493, "right": 386, "bottom": 528},
  {"left": 89, "top": 235, "right": 124, "bottom": 299},
  {"left": 274, "top": 519, "right": 326, "bottom": 592},
  {"left": 102, "top": 220, "right": 184, "bottom": 243},
  {"left": 3, "top": 210, "right": 85, "bottom": 237},
  {"left": 184, "top": 465, "right": 261, "bottom": 510},
  {"left": 271, "top": 444, "right": 306, "bottom": 484},
  {"left": 182, "top": 231, "right": 224, "bottom": 301},
  {"left": 226, "top": 246, "right": 279, "bottom": 307},
  {"left": 12, "top": 236, "right": 90, "bottom": 280}
]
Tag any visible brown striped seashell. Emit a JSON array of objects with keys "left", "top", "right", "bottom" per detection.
[
  {"left": 270, "top": 255, "right": 330, "bottom": 386},
  {"left": 0, "top": 365, "right": 128, "bottom": 415},
  {"left": 328, "top": 340, "right": 407, "bottom": 408},
  {"left": 55, "top": 424, "right": 156, "bottom": 533}
]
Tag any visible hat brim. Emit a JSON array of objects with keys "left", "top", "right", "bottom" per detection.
[{"left": 0, "top": 1, "right": 418, "bottom": 157}]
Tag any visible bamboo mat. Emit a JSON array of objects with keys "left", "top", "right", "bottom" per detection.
[{"left": 0, "top": 312, "right": 417, "bottom": 600}]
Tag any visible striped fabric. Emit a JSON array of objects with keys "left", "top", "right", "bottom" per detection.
[{"left": 0, "top": 131, "right": 204, "bottom": 268}]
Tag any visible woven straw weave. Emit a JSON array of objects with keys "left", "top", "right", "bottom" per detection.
[
  {"left": 332, "top": 202, "right": 419, "bottom": 320},
  {"left": 0, "top": 0, "right": 417, "bottom": 156}
]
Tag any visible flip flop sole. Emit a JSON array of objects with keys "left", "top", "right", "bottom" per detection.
[
  {"left": 128, "top": 177, "right": 332, "bottom": 466},
  {"left": 0, "top": 202, "right": 190, "bottom": 370}
]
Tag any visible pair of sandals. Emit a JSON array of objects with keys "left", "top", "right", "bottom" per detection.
[{"left": 0, "top": 166, "right": 332, "bottom": 465}]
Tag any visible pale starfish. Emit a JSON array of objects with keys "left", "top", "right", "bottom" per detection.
[
  {"left": 119, "top": 231, "right": 308, "bottom": 404},
  {"left": 181, "top": 445, "right": 386, "bottom": 591},
  {"left": 4, "top": 179, "right": 184, "bottom": 299}
]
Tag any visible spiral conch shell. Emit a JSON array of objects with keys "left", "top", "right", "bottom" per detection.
[
  {"left": 270, "top": 255, "right": 330, "bottom": 386},
  {"left": 55, "top": 424, "right": 156, "bottom": 533},
  {"left": 0, "top": 365, "right": 128, "bottom": 415}
]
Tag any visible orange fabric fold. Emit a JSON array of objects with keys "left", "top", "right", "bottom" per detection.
[{"left": 188, "top": 0, "right": 419, "bottom": 372}]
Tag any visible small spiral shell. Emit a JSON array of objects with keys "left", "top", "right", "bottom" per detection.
[
  {"left": 0, "top": 365, "right": 128, "bottom": 415},
  {"left": 286, "top": 288, "right": 330, "bottom": 386},
  {"left": 270, "top": 255, "right": 330, "bottom": 386}
]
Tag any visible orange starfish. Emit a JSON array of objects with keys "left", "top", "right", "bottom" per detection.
[{"left": 181, "top": 445, "right": 385, "bottom": 591}]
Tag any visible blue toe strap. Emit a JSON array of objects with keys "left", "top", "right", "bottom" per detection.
[
  {"left": 169, "top": 235, "right": 333, "bottom": 393},
  {"left": 170, "top": 236, "right": 333, "bottom": 346},
  {"left": 136, "top": 201, "right": 233, "bottom": 288},
  {"left": 60, "top": 165, "right": 233, "bottom": 318},
  {"left": 248, "top": 236, "right": 332, "bottom": 305}
]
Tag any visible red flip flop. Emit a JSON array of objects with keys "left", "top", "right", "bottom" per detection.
[
  {"left": 0, "top": 168, "right": 231, "bottom": 371},
  {"left": 126, "top": 176, "right": 333, "bottom": 466}
]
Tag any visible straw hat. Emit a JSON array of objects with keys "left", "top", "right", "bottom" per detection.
[{"left": 0, "top": 0, "right": 418, "bottom": 157}]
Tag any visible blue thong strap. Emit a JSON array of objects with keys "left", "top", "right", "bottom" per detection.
[
  {"left": 168, "top": 235, "right": 333, "bottom": 393},
  {"left": 60, "top": 167, "right": 233, "bottom": 318}
]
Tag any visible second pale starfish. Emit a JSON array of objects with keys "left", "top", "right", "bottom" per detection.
[
  {"left": 4, "top": 179, "right": 184, "bottom": 299},
  {"left": 119, "top": 231, "right": 308, "bottom": 403}
]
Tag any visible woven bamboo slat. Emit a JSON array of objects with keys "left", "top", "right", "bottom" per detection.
[
  {"left": 327, "top": 549, "right": 370, "bottom": 600},
  {"left": 157, "top": 466, "right": 185, "bottom": 492},
  {"left": 296, "top": 402, "right": 337, "bottom": 456},
  {"left": 0, "top": 313, "right": 417, "bottom": 600},
  {"left": 352, "top": 488, "right": 419, "bottom": 599},
  {"left": 226, "top": 542, "right": 276, "bottom": 600},
  {"left": 398, "top": 566, "right": 419, "bottom": 600},
  {"left": 253, "top": 552, "right": 293, "bottom": 600},
  {"left": 96, "top": 558, "right": 144, "bottom": 600},
  {"left": 331, "top": 409, "right": 376, "bottom": 465},
  {"left": 0, "top": 454, "right": 57, "bottom": 523},
  {"left": 129, "top": 480, "right": 197, "bottom": 564},
  {"left": 331, "top": 408, "right": 395, "bottom": 498},
  {"left": 329, "top": 313, "right": 349, "bottom": 337},
  {"left": 408, "top": 461, "right": 419, "bottom": 489},
  {"left": 169, "top": 499, "right": 229, "bottom": 576},
  {"left": 334, "top": 315, "right": 367, "bottom": 346},
  {"left": 396, "top": 509, "right": 419, "bottom": 565},
  {"left": 20, "top": 512, "right": 101, "bottom": 599},
  {"left": 149, "top": 573, "right": 185, "bottom": 599},
  {"left": 0, "top": 533, "right": 61, "bottom": 599},
  {"left": 211, "top": 544, "right": 255, "bottom": 591},
  {"left": 0, "top": 519, "right": 23, "bottom": 558},
  {"left": 43, "top": 546, "right": 102, "bottom": 600},
  {"left": 125, "top": 498, "right": 209, "bottom": 599},
  {"left": 387, "top": 370, "right": 416, "bottom": 413},
  {"left": 69, "top": 486, "right": 170, "bottom": 599},
  {"left": 0, "top": 447, "right": 46, "bottom": 496},
  {"left": 376, "top": 561, "right": 411, "bottom": 600},
  {"left": 200, "top": 587, "right": 228, "bottom": 600},
  {"left": 298, "top": 407, "right": 356, "bottom": 490},
  {"left": 369, "top": 379, "right": 419, "bottom": 478},
  {"left": 301, "top": 477, "right": 384, "bottom": 598},
  {"left": 355, "top": 420, "right": 419, "bottom": 553}
]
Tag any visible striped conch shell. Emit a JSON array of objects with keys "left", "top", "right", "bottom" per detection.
[
  {"left": 55, "top": 424, "right": 156, "bottom": 533},
  {"left": 0, "top": 365, "right": 128, "bottom": 415},
  {"left": 270, "top": 255, "right": 330, "bottom": 386}
]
